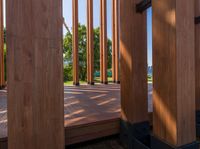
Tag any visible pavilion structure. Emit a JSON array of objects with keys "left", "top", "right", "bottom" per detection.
[{"left": 0, "top": 0, "right": 200, "bottom": 149}]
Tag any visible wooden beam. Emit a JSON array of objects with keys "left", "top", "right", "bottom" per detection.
[
  {"left": 120, "top": 0, "right": 148, "bottom": 124},
  {"left": 0, "top": 0, "right": 4, "bottom": 89},
  {"left": 100, "top": 0, "right": 108, "bottom": 84},
  {"left": 73, "top": 0, "right": 79, "bottom": 86},
  {"left": 152, "top": 0, "right": 197, "bottom": 148},
  {"left": 112, "top": 0, "right": 116, "bottom": 83},
  {"left": 87, "top": 0, "right": 94, "bottom": 85},
  {"left": 114, "top": 0, "right": 120, "bottom": 84},
  {"left": 7, "top": 0, "right": 65, "bottom": 148}
]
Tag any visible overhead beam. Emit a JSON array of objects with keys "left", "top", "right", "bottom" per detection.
[
  {"left": 100, "top": 0, "right": 108, "bottom": 84},
  {"left": 87, "top": 0, "right": 94, "bottom": 85},
  {"left": 152, "top": 0, "right": 198, "bottom": 148},
  {"left": 73, "top": 0, "right": 79, "bottom": 86},
  {"left": 136, "top": 0, "right": 151, "bottom": 13},
  {"left": 7, "top": 0, "right": 65, "bottom": 148},
  {"left": 0, "top": 0, "right": 4, "bottom": 89},
  {"left": 120, "top": 0, "right": 149, "bottom": 147}
]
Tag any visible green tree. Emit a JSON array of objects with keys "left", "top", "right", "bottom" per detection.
[{"left": 63, "top": 24, "right": 112, "bottom": 82}]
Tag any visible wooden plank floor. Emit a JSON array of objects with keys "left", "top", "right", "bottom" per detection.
[{"left": 0, "top": 84, "right": 153, "bottom": 148}]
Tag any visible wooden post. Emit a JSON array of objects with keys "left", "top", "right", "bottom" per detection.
[
  {"left": 0, "top": 0, "right": 4, "bottom": 89},
  {"left": 152, "top": 0, "right": 198, "bottom": 148},
  {"left": 87, "top": 0, "right": 94, "bottom": 85},
  {"left": 73, "top": 0, "right": 79, "bottom": 86},
  {"left": 114, "top": 0, "right": 120, "bottom": 84},
  {"left": 112, "top": 0, "right": 116, "bottom": 83},
  {"left": 120, "top": 0, "right": 148, "bottom": 147},
  {"left": 195, "top": 0, "right": 200, "bottom": 135},
  {"left": 7, "top": 0, "right": 65, "bottom": 148},
  {"left": 100, "top": 0, "right": 108, "bottom": 84}
]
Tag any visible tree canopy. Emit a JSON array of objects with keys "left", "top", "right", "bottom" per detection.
[{"left": 63, "top": 24, "right": 112, "bottom": 81}]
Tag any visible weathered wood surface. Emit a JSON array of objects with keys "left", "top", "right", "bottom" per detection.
[
  {"left": 73, "top": 0, "right": 79, "bottom": 85},
  {"left": 120, "top": 0, "right": 148, "bottom": 124},
  {"left": 196, "top": 0, "right": 200, "bottom": 110},
  {"left": 0, "top": 0, "right": 4, "bottom": 88},
  {"left": 87, "top": 0, "right": 94, "bottom": 85},
  {"left": 6, "top": 0, "right": 65, "bottom": 148},
  {"left": 100, "top": 0, "right": 108, "bottom": 84},
  {"left": 153, "top": 0, "right": 196, "bottom": 146}
]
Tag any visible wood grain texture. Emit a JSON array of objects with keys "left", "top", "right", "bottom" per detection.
[
  {"left": 0, "top": 0, "right": 4, "bottom": 88},
  {"left": 112, "top": 0, "right": 116, "bottom": 83},
  {"left": 87, "top": 0, "right": 94, "bottom": 85},
  {"left": 195, "top": 0, "right": 200, "bottom": 110},
  {"left": 6, "top": 0, "right": 65, "bottom": 148},
  {"left": 153, "top": 0, "right": 195, "bottom": 146},
  {"left": 114, "top": 0, "right": 120, "bottom": 83},
  {"left": 73, "top": 0, "right": 79, "bottom": 85},
  {"left": 100, "top": 0, "right": 108, "bottom": 84},
  {"left": 112, "top": 0, "right": 120, "bottom": 83},
  {"left": 120, "top": 0, "right": 148, "bottom": 124}
]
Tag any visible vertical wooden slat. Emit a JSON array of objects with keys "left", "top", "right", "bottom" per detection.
[
  {"left": 152, "top": 0, "right": 196, "bottom": 147},
  {"left": 195, "top": 0, "right": 200, "bottom": 111},
  {"left": 87, "top": 0, "right": 94, "bottom": 85},
  {"left": 120, "top": 0, "right": 148, "bottom": 124},
  {"left": 112, "top": 0, "right": 116, "bottom": 83},
  {"left": 7, "top": 0, "right": 65, "bottom": 148},
  {"left": 100, "top": 0, "right": 107, "bottom": 84},
  {"left": 73, "top": 0, "right": 79, "bottom": 85},
  {"left": 0, "top": 0, "right": 4, "bottom": 89},
  {"left": 114, "top": 0, "right": 120, "bottom": 83}
]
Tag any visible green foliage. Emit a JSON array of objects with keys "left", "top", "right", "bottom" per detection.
[{"left": 63, "top": 24, "right": 112, "bottom": 81}]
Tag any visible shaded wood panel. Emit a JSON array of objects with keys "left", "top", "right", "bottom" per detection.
[
  {"left": 100, "top": 0, "right": 108, "bottom": 84},
  {"left": 87, "top": 0, "right": 94, "bottom": 85},
  {"left": 153, "top": 0, "right": 196, "bottom": 146},
  {"left": 73, "top": 0, "right": 79, "bottom": 85},
  {"left": 196, "top": 0, "right": 200, "bottom": 110},
  {"left": 0, "top": 0, "right": 4, "bottom": 89},
  {"left": 120, "top": 0, "right": 148, "bottom": 124},
  {"left": 6, "top": 0, "right": 65, "bottom": 148}
]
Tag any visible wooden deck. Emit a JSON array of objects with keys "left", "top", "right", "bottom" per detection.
[{"left": 0, "top": 84, "right": 153, "bottom": 148}]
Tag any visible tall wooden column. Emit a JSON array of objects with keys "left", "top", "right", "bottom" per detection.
[
  {"left": 87, "top": 0, "right": 94, "bottom": 85},
  {"left": 112, "top": 0, "right": 120, "bottom": 84},
  {"left": 152, "top": 0, "right": 198, "bottom": 148},
  {"left": 195, "top": 0, "right": 200, "bottom": 112},
  {"left": 73, "top": 0, "right": 79, "bottom": 86},
  {"left": 100, "top": 0, "right": 108, "bottom": 84},
  {"left": 112, "top": 0, "right": 116, "bottom": 83},
  {"left": 7, "top": 0, "right": 65, "bottom": 148},
  {"left": 0, "top": 0, "right": 4, "bottom": 89},
  {"left": 120, "top": 0, "right": 148, "bottom": 147}
]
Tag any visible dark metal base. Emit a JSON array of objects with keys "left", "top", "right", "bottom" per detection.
[
  {"left": 73, "top": 82, "right": 80, "bottom": 86},
  {"left": 196, "top": 111, "right": 200, "bottom": 137},
  {"left": 120, "top": 120, "right": 150, "bottom": 149},
  {"left": 151, "top": 136, "right": 199, "bottom": 149},
  {"left": 116, "top": 81, "right": 120, "bottom": 84},
  {"left": 0, "top": 85, "right": 6, "bottom": 90},
  {"left": 101, "top": 81, "right": 108, "bottom": 85},
  {"left": 195, "top": 16, "right": 200, "bottom": 24},
  {"left": 87, "top": 82, "right": 95, "bottom": 85}
]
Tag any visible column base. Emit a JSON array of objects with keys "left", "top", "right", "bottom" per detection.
[
  {"left": 151, "top": 136, "right": 199, "bottom": 149},
  {"left": 196, "top": 111, "right": 200, "bottom": 137},
  {"left": 0, "top": 85, "right": 6, "bottom": 90},
  {"left": 73, "top": 82, "right": 80, "bottom": 86},
  {"left": 101, "top": 81, "right": 108, "bottom": 84},
  {"left": 116, "top": 81, "right": 120, "bottom": 84},
  {"left": 120, "top": 120, "right": 150, "bottom": 149},
  {"left": 87, "top": 82, "right": 95, "bottom": 85}
]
